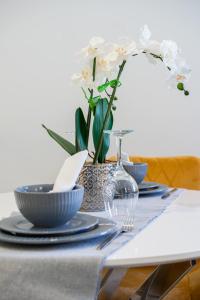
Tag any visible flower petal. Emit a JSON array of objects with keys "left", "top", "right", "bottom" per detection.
[
  {"left": 89, "top": 36, "right": 105, "bottom": 47},
  {"left": 140, "top": 24, "right": 151, "bottom": 46},
  {"left": 160, "top": 40, "right": 178, "bottom": 68}
]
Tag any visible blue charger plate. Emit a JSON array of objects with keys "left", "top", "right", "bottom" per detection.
[
  {"left": 139, "top": 183, "right": 168, "bottom": 196},
  {"left": 0, "top": 216, "right": 116, "bottom": 246},
  {"left": 0, "top": 213, "right": 99, "bottom": 237}
]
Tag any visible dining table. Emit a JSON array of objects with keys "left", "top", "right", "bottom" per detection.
[{"left": 0, "top": 189, "right": 200, "bottom": 300}]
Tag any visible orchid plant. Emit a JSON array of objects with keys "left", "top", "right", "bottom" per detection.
[{"left": 43, "top": 25, "right": 191, "bottom": 164}]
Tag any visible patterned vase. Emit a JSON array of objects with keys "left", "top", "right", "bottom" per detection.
[{"left": 78, "top": 162, "right": 116, "bottom": 212}]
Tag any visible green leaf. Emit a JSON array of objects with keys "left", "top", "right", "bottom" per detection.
[
  {"left": 109, "top": 79, "right": 121, "bottom": 88},
  {"left": 97, "top": 80, "right": 121, "bottom": 92},
  {"left": 92, "top": 98, "right": 113, "bottom": 163},
  {"left": 42, "top": 124, "right": 76, "bottom": 155},
  {"left": 75, "top": 108, "right": 88, "bottom": 152},
  {"left": 97, "top": 82, "right": 111, "bottom": 93},
  {"left": 88, "top": 96, "right": 101, "bottom": 112},
  {"left": 177, "top": 82, "right": 184, "bottom": 91}
]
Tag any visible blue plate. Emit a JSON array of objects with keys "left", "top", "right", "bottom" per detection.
[
  {"left": 139, "top": 184, "right": 168, "bottom": 196},
  {"left": 138, "top": 182, "right": 159, "bottom": 191},
  {"left": 0, "top": 217, "right": 116, "bottom": 245},
  {"left": 0, "top": 213, "right": 99, "bottom": 237}
]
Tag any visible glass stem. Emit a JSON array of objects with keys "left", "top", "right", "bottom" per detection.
[{"left": 116, "top": 136, "right": 123, "bottom": 167}]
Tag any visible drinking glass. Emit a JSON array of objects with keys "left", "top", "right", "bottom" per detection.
[{"left": 104, "top": 130, "right": 139, "bottom": 229}]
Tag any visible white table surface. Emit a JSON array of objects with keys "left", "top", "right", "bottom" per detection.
[{"left": 0, "top": 190, "right": 200, "bottom": 268}]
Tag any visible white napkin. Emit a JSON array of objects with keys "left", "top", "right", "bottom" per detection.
[
  {"left": 52, "top": 150, "right": 88, "bottom": 192},
  {"left": 121, "top": 152, "right": 133, "bottom": 165}
]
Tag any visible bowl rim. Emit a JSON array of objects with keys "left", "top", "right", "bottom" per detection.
[
  {"left": 14, "top": 184, "right": 84, "bottom": 195},
  {"left": 123, "top": 162, "right": 148, "bottom": 167}
]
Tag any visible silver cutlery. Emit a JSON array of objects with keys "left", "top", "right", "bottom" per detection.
[
  {"left": 97, "top": 223, "right": 134, "bottom": 250},
  {"left": 161, "top": 188, "right": 178, "bottom": 199}
]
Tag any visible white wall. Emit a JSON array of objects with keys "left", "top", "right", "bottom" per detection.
[{"left": 0, "top": 0, "right": 199, "bottom": 192}]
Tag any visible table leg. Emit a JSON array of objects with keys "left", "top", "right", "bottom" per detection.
[
  {"left": 131, "top": 260, "right": 196, "bottom": 300},
  {"left": 98, "top": 268, "right": 127, "bottom": 299}
]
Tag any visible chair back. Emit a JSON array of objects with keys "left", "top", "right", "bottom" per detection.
[{"left": 129, "top": 156, "right": 200, "bottom": 190}]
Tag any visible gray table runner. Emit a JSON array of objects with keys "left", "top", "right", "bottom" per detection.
[{"left": 0, "top": 192, "right": 181, "bottom": 300}]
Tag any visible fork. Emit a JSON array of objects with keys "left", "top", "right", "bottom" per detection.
[{"left": 97, "top": 223, "right": 134, "bottom": 250}]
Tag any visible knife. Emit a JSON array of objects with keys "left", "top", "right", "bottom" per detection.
[
  {"left": 161, "top": 188, "right": 178, "bottom": 199},
  {"left": 97, "top": 229, "right": 122, "bottom": 250}
]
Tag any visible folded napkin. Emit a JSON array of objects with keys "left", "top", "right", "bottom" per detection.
[
  {"left": 121, "top": 152, "right": 133, "bottom": 165},
  {"left": 52, "top": 150, "right": 88, "bottom": 192}
]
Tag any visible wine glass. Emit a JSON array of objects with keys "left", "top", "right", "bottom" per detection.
[{"left": 104, "top": 130, "right": 139, "bottom": 229}]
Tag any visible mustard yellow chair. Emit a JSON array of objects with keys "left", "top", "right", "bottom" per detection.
[
  {"left": 132, "top": 156, "right": 200, "bottom": 191},
  {"left": 101, "top": 156, "right": 200, "bottom": 300}
]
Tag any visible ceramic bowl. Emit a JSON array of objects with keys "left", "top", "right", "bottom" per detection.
[
  {"left": 123, "top": 162, "right": 148, "bottom": 184},
  {"left": 14, "top": 184, "right": 84, "bottom": 228}
]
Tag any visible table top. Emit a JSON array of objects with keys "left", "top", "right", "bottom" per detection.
[{"left": 0, "top": 190, "right": 200, "bottom": 268}]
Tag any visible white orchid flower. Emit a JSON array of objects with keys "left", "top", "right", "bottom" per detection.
[
  {"left": 167, "top": 56, "right": 191, "bottom": 90},
  {"left": 115, "top": 40, "right": 138, "bottom": 56},
  {"left": 81, "top": 36, "right": 105, "bottom": 59},
  {"left": 93, "top": 58, "right": 117, "bottom": 85},
  {"left": 139, "top": 25, "right": 161, "bottom": 64},
  {"left": 174, "top": 57, "right": 191, "bottom": 81},
  {"left": 96, "top": 56, "right": 113, "bottom": 73},
  {"left": 71, "top": 66, "right": 95, "bottom": 88},
  {"left": 160, "top": 40, "right": 179, "bottom": 69},
  {"left": 96, "top": 48, "right": 119, "bottom": 73},
  {"left": 106, "top": 50, "right": 118, "bottom": 62},
  {"left": 87, "top": 43, "right": 121, "bottom": 82},
  {"left": 108, "top": 39, "right": 138, "bottom": 64}
]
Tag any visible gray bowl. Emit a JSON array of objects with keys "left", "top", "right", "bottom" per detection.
[
  {"left": 123, "top": 162, "right": 148, "bottom": 184},
  {"left": 14, "top": 184, "right": 84, "bottom": 228}
]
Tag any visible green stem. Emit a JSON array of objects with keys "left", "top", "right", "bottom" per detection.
[
  {"left": 92, "top": 57, "right": 96, "bottom": 81},
  {"left": 86, "top": 107, "right": 91, "bottom": 142},
  {"left": 142, "top": 51, "right": 171, "bottom": 70},
  {"left": 133, "top": 51, "right": 164, "bottom": 62},
  {"left": 105, "top": 89, "right": 111, "bottom": 98},
  {"left": 86, "top": 57, "right": 96, "bottom": 144},
  {"left": 81, "top": 87, "right": 89, "bottom": 100},
  {"left": 93, "top": 60, "right": 126, "bottom": 164}
]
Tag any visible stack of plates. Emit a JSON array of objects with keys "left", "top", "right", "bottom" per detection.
[
  {"left": 0, "top": 182, "right": 167, "bottom": 246},
  {"left": 138, "top": 182, "right": 168, "bottom": 196},
  {"left": 0, "top": 213, "right": 116, "bottom": 246}
]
